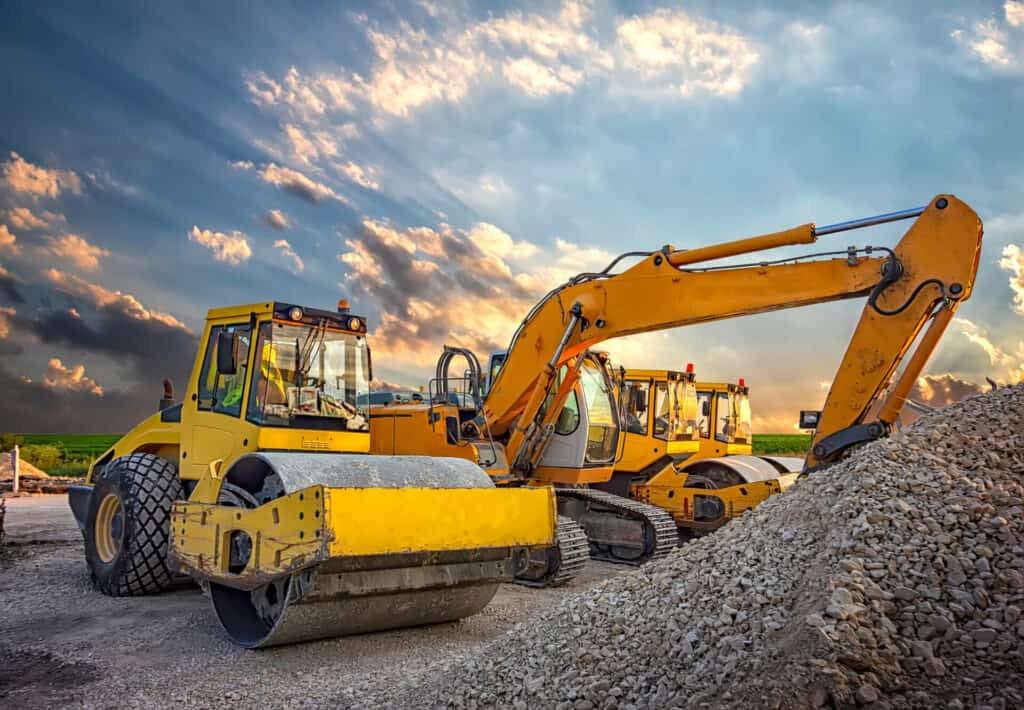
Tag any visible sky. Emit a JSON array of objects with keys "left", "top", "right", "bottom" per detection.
[{"left": 0, "top": 0, "right": 1022, "bottom": 433}]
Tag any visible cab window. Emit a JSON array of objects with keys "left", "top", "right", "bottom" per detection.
[
  {"left": 653, "top": 382, "right": 671, "bottom": 439},
  {"left": 622, "top": 380, "right": 649, "bottom": 435},
  {"left": 696, "top": 391, "right": 712, "bottom": 439},
  {"left": 197, "top": 323, "right": 251, "bottom": 417},
  {"left": 715, "top": 391, "right": 732, "bottom": 443}
]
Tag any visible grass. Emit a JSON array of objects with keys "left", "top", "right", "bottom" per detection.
[
  {"left": 752, "top": 434, "right": 810, "bottom": 456},
  {"left": 19, "top": 434, "right": 121, "bottom": 460}
]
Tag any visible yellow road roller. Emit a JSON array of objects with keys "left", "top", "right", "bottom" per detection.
[{"left": 68, "top": 300, "right": 556, "bottom": 648}]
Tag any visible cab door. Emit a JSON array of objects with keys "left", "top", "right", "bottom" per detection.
[
  {"left": 617, "top": 379, "right": 654, "bottom": 473},
  {"left": 180, "top": 322, "right": 253, "bottom": 480}
]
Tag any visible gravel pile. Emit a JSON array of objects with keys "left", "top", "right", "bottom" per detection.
[{"left": 357, "top": 384, "right": 1024, "bottom": 710}]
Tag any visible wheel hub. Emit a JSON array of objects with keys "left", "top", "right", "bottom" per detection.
[{"left": 94, "top": 493, "right": 124, "bottom": 563}]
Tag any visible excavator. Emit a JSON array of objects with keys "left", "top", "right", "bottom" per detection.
[
  {"left": 67, "top": 301, "right": 557, "bottom": 648},
  {"left": 370, "top": 195, "right": 982, "bottom": 579},
  {"left": 604, "top": 367, "right": 803, "bottom": 537}
]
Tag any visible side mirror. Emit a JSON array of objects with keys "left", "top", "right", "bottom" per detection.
[
  {"left": 217, "top": 330, "right": 240, "bottom": 375},
  {"left": 702, "top": 400, "right": 711, "bottom": 417},
  {"left": 799, "top": 410, "right": 822, "bottom": 430}
]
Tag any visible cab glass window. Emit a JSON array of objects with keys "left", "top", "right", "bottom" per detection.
[
  {"left": 622, "top": 380, "right": 649, "bottom": 435},
  {"left": 653, "top": 382, "right": 671, "bottom": 439},
  {"left": 197, "top": 324, "right": 250, "bottom": 417},
  {"left": 734, "top": 393, "right": 752, "bottom": 444},
  {"left": 715, "top": 391, "right": 732, "bottom": 443},
  {"left": 580, "top": 362, "right": 618, "bottom": 464},
  {"left": 696, "top": 391, "right": 712, "bottom": 439}
]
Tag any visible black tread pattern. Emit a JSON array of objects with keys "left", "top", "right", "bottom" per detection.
[
  {"left": 94, "top": 453, "right": 182, "bottom": 596},
  {"left": 558, "top": 488, "right": 680, "bottom": 566},
  {"left": 514, "top": 515, "right": 590, "bottom": 589}
]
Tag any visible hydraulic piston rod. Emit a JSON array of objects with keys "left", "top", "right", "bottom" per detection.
[{"left": 667, "top": 204, "right": 929, "bottom": 268}]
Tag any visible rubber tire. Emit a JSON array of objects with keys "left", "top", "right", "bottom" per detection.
[{"left": 84, "top": 453, "right": 183, "bottom": 596}]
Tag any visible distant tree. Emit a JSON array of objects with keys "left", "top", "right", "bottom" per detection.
[
  {"left": 0, "top": 433, "right": 25, "bottom": 452},
  {"left": 19, "top": 444, "right": 63, "bottom": 471}
]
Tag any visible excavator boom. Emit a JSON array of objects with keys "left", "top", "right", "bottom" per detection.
[{"left": 484, "top": 195, "right": 982, "bottom": 469}]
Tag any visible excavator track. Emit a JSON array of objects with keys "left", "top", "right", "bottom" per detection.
[
  {"left": 514, "top": 515, "right": 589, "bottom": 588},
  {"left": 557, "top": 488, "right": 679, "bottom": 566}
]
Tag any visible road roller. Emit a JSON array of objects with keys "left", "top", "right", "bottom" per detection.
[{"left": 67, "top": 300, "right": 556, "bottom": 648}]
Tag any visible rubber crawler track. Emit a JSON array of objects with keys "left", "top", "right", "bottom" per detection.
[{"left": 557, "top": 488, "right": 679, "bottom": 566}]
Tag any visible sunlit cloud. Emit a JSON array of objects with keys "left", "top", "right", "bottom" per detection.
[
  {"left": 188, "top": 225, "right": 252, "bottom": 265},
  {"left": 234, "top": 160, "right": 349, "bottom": 204},
  {"left": 39, "top": 234, "right": 110, "bottom": 271},
  {"left": 1000, "top": 243, "right": 1024, "bottom": 314},
  {"left": 2, "top": 207, "right": 65, "bottom": 231},
  {"left": 40, "top": 358, "right": 104, "bottom": 396},
  {"left": 1, "top": 151, "right": 82, "bottom": 198},
  {"left": 0, "top": 224, "right": 19, "bottom": 255},
  {"left": 263, "top": 209, "right": 291, "bottom": 230},
  {"left": 0, "top": 305, "right": 14, "bottom": 339},
  {"left": 273, "top": 239, "right": 304, "bottom": 274},
  {"left": 43, "top": 268, "right": 190, "bottom": 331}
]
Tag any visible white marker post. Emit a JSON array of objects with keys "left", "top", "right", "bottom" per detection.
[{"left": 11, "top": 445, "right": 18, "bottom": 494}]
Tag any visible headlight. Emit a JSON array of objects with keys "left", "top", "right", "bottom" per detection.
[
  {"left": 288, "top": 307, "right": 303, "bottom": 321},
  {"left": 349, "top": 317, "right": 362, "bottom": 331}
]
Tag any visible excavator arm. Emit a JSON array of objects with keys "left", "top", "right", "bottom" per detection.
[{"left": 483, "top": 195, "right": 982, "bottom": 470}]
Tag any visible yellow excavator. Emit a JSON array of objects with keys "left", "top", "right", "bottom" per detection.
[
  {"left": 371, "top": 195, "right": 982, "bottom": 577},
  {"left": 68, "top": 301, "right": 556, "bottom": 648},
  {"left": 605, "top": 368, "right": 802, "bottom": 537}
]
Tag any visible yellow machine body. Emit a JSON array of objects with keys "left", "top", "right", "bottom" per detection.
[
  {"left": 370, "top": 195, "right": 982, "bottom": 570},
  {"left": 76, "top": 300, "right": 556, "bottom": 648}
]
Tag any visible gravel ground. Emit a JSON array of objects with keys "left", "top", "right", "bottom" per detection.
[
  {"left": 0, "top": 495, "right": 625, "bottom": 709},
  {"left": 363, "top": 385, "right": 1024, "bottom": 710}
]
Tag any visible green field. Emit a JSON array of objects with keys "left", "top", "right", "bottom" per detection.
[
  {"left": 20, "top": 434, "right": 121, "bottom": 459},
  {"left": 751, "top": 434, "right": 810, "bottom": 456}
]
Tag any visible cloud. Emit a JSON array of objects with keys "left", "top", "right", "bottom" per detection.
[
  {"left": 42, "top": 268, "right": 190, "bottom": 331},
  {"left": 2, "top": 207, "right": 65, "bottom": 231},
  {"left": 503, "top": 56, "right": 582, "bottom": 97},
  {"left": 264, "top": 209, "right": 291, "bottom": 230},
  {"left": 338, "top": 161, "right": 380, "bottom": 190},
  {"left": 248, "top": 2, "right": 756, "bottom": 127},
  {"left": 1, "top": 151, "right": 82, "bottom": 198},
  {"left": 273, "top": 239, "right": 304, "bottom": 274},
  {"left": 910, "top": 373, "right": 985, "bottom": 409},
  {"left": 1000, "top": 243, "right": 1024, "bottom": 314},
  {"left": 468, "top": 222, "right": 539, "bottom": 261},
  {"left": 40, "top": 358, "right": 104, "bottom": 396},
  {"left": 188, "top": 225, "right": 252, "bottom": 265},
  {"left": 615, "top": 9, "right": 760, "bottom": 97},
  {"left": 0, "top": 306, "right": 14, "bottom": 339},
  {"left": 0, "top": 263, "right": 24, "bottom": 304},
  {"left": 0, "top": 224, "right": 19, "bottom": 255},
  {"left": 370, "top": 377, "right": 413, "bottom": 392},
  {"left": 39, "top": 234, "right": 110, "bottom": 271},
  {"left": 338, "top": 218, "right": 543, "bottom": 362},
  {"left": 1009, "top": 1, "right": 1024, "bottom": 27},
  {"left": 239, "top": 161, "right": 348, "bottom": 204},
  {"left": 955, "top": 317, "right": 1024, "bottom": 383},
  {"left": 951, "top": 5, "right": 1024, "bottom": 70}
]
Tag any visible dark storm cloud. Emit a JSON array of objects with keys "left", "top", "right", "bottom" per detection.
[
  {"left": 27, "top": 307, "right": 198, "bottom": 388},
  {"left": 0, "top": 266, "right": 25, "bottom": 304},
  {"left": 0, "top": 364, "right": 154, "bottom": 433}
]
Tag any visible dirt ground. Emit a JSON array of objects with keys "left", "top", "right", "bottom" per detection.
[{"left": 0, "top": 494, "right": 626, "bottom": 709}]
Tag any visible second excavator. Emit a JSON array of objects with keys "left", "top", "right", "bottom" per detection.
[{"left": 370, "top": 195, "right": 982, "bottom": 579}]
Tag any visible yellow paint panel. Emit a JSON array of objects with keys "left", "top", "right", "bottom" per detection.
[
  {"left": 256, "top": 427, "right": 370, "bottom": 454},
  {"left": 326, "top": 487, "right": 555, "bottom": 556}
]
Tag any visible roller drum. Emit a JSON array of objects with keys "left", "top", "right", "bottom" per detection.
[{"left": 207, "top": 452, "right": 507, "bottom": 648}]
